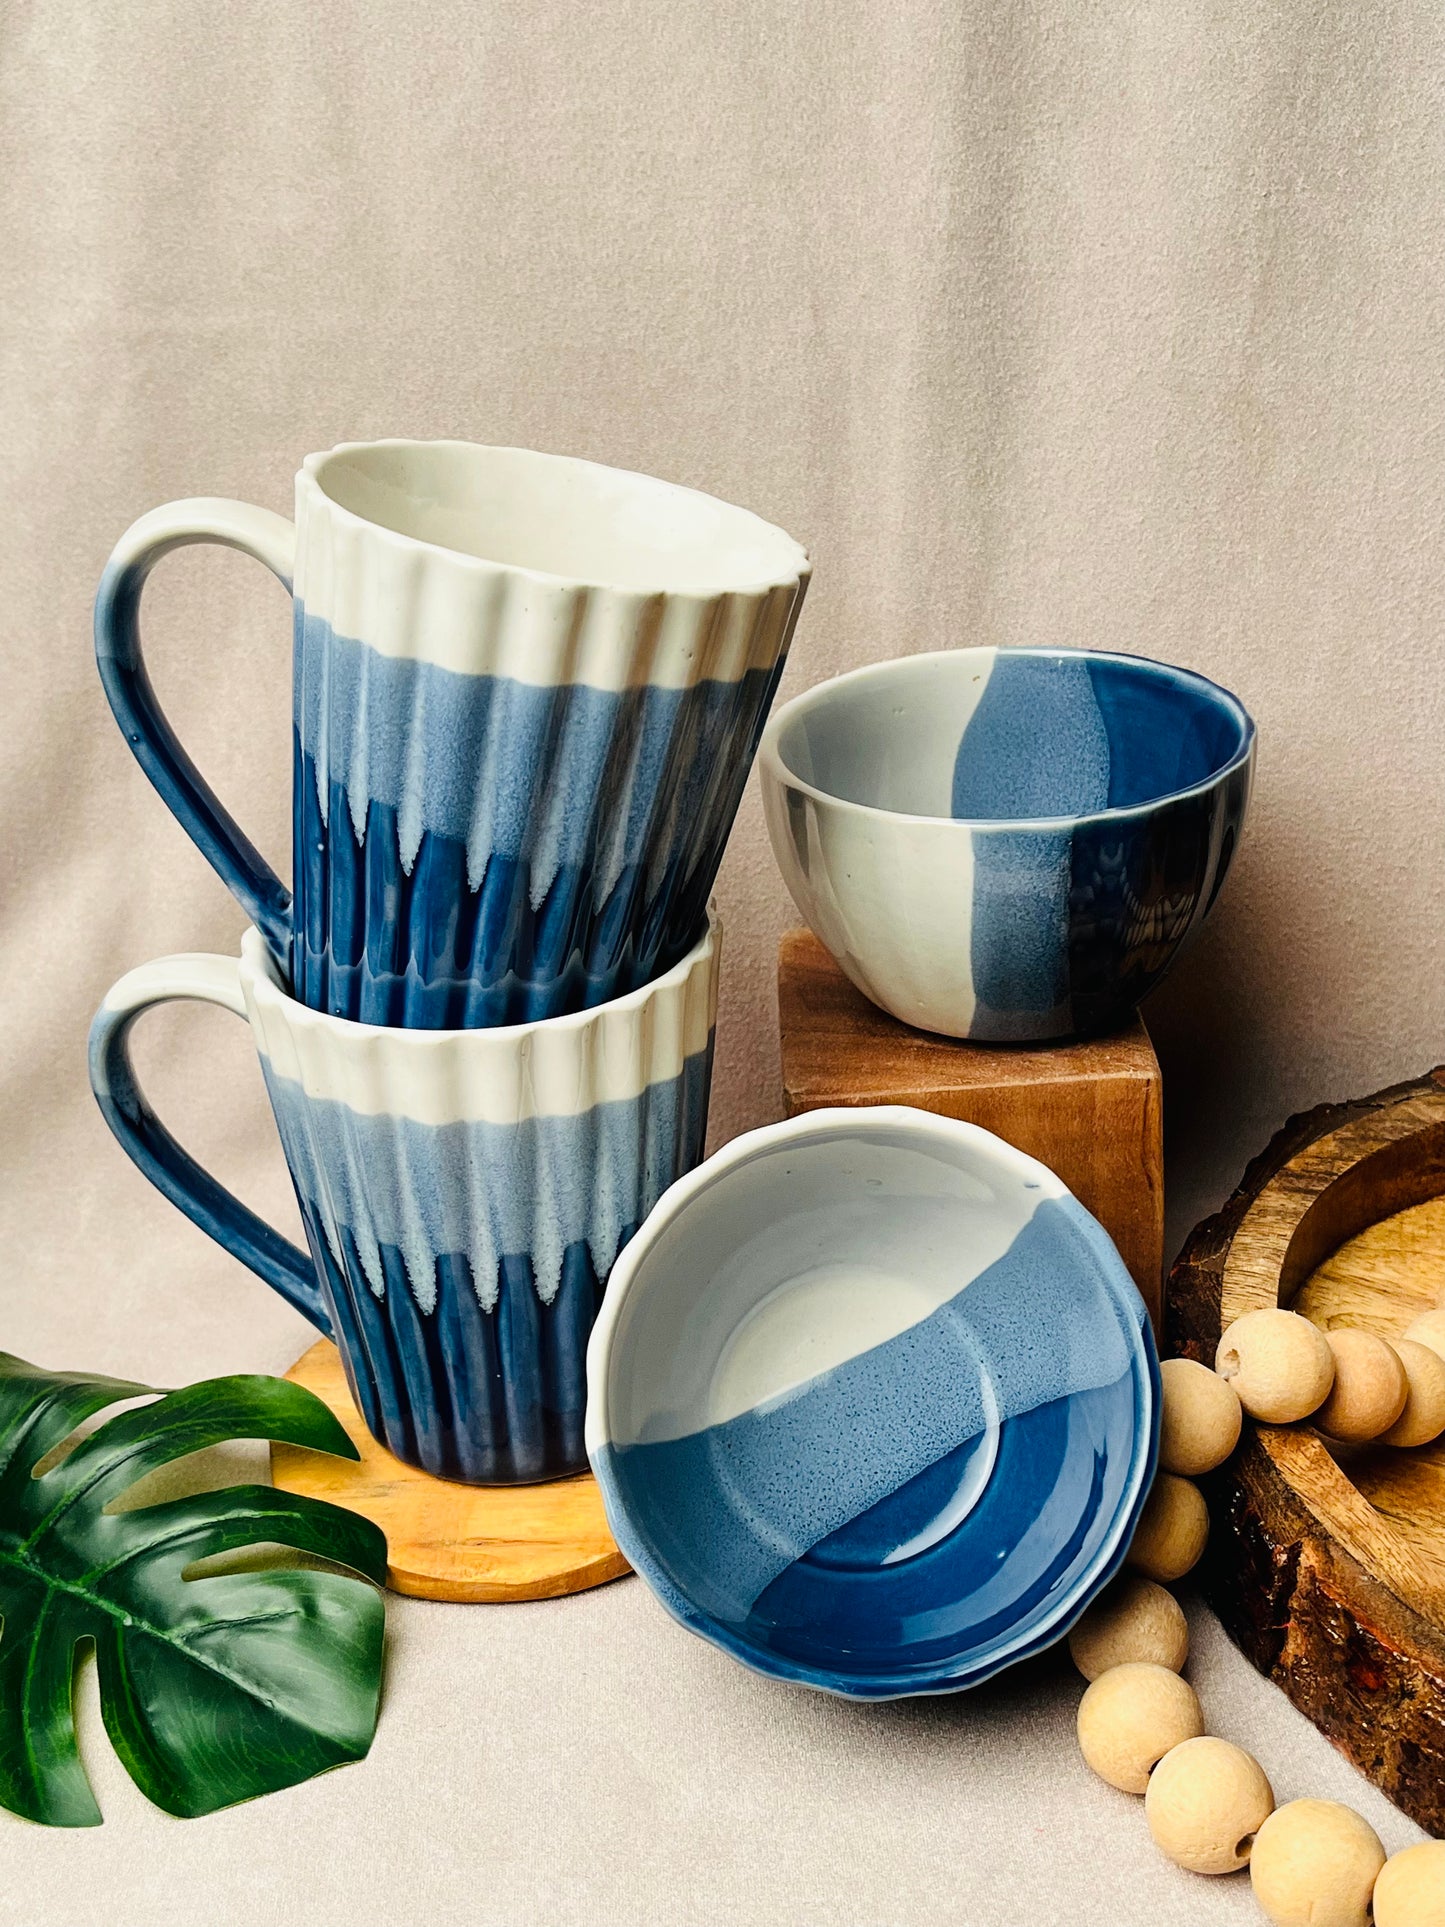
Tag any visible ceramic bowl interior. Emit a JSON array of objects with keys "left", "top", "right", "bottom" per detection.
[
  {"left": 588, "top": 1109, "right": 1158, "bottom": 1698},
  {"left": 770, "top": 646, "right": 1251, "bottom": 825}
]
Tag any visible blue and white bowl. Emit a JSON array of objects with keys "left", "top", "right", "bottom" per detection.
[
  {"left": 90, "top": 914, "right": 719, "bottom": 1484},
  {"left": 760, "top": 646, "right": 1254, "bottom": 1042},
  {"left": 586, "top": 1107, "right": 1159, "bottom": 1698}
]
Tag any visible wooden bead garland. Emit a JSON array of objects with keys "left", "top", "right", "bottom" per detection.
[
  {"left": 1076, "top": 1663, "right": 1203, "bottom": 1793},
  {"left": 1068, "top": 1574, "right": 1189, "bottom": 1681},
  {"left": 1403, "top": 1308, "right": 1445, "bottom": 1364},
  {"left": 1144, "top": 1736, "right": 1275, "bottom": 1875},
  {"left": 1215, "top": 1309, "right": 1335, "bottom": 1423},
  {"left": 1314, "top": 1328, "right": 1408, "bottom": 1443},
  {"left": 1068, "top": 1568, "right": 1417, "bottom": 1922},
  {"left": 1249, "top": 1800, "right": 1385, "bottom": 1927},
  {"left": 1067, "top": 1325, "right": 1444, "bottom": 1921},
  {"left": 1207, "top": 1301, "right": 1445, "bottom": 1449},
  {"left": 1379, "top": 1338, "right": 1445, "bottom": 1449},
  {"left": 1158, "top": 1357, "right": 1243, "bottom": 1475},
  {"left": 1127, "top": 1471, "right": 1209, "bottom": 1583},
  {"left": 1372, "top": 1841, "right": 1445, "bottom": 1927}
]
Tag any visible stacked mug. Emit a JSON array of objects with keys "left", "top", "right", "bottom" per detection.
[{"left": 89, "top": 440, "right": 809, "bottom": 1483}]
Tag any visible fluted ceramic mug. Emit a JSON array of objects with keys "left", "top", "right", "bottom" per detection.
[
  {"left": 89, "top": 914, "right": 719, "bottom": 1483},
  {"left": 95, "top": 441, "right": 806, "bottom": 1027}
]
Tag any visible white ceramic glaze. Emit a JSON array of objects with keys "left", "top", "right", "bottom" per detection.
[{"left": 298, "top": 442, "right": 809, "bottom": 686}]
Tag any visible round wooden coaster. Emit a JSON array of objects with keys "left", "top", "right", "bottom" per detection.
[
  {"left": 270, "top": 1338, "right": 631, "bottom": 1603},
  {"left": 1168, "top": 1068, "right": 1445, "bottom": 1835}
]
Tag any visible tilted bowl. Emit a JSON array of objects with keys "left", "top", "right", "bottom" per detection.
[
  {"left": 586, "top": 1107, "right": 1159, "bottom": 1698},
  {"left": 759, "top": 646, "right": 1254, "bottom": 1041}
]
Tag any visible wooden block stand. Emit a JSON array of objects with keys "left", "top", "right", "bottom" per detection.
[{"left": 778, "top": 930, "right": 1164, "bottom": 1328}]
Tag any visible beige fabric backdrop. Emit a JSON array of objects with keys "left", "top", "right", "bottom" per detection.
[{"left": 0, "top": 1, "right": 1440, "bottom": 1919}]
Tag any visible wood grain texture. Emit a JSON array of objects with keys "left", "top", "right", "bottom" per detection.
[
  {"left": 778, "top": 929, "right": 1164, "bottom": 1325},
  {"left": 271, "top": 1339, "right": 631, "bottom": 1603},
  {"left": 1168, "top": 1067, "right": 1445, "bottom": 1834}
]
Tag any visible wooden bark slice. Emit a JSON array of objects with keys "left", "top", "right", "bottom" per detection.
[{"left": 1168, "top": 1068, "right": 1445, "bottom": 1834}]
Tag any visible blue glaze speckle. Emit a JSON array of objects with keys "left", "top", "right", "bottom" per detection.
[
  {"left": 764, "top": 646, "right": 1254, "bottom": 1043},
  {"left": 592, "top": 1151, "right": 1159, "bottom": 1697},
  {"left": 953, "top": 651, "right": 1254, "bottom": 1039},
  {"left": 273, "top": 1038, "right": 712, "bottom": 1481},
  {"left": 967, "top": 826, "right": 1075, "bottom": 1035},
  {"left": 951, "top": 652, "right": 1111, "bottom": 819},
  {"left": 260, "top": 1048, "right": 712, "bottom": 1313},
  {"left": 289, "top": 611, "right": 783, "bottom": 1025}
]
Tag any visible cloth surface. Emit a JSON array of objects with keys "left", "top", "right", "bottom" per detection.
[{"left": 0, "top": 0, "right": 1439, "bottom": 1919}]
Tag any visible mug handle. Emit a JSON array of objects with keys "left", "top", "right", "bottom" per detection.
[
  {"left": 94, "top": 500, "right": 296, "bottom": 957},
  {"left": 88, "top": 953, "right": 331, "bottom": 1336}
]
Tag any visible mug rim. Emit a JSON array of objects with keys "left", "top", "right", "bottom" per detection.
[
  {"left": 299, "top": 439, "right": 811, "bottom": 601},
  {"left": 240, "top": 907, "right": 719, "bottom": 1046},
  {"left": 760, "top": 644, "right": 1256, "bottom": 834}
]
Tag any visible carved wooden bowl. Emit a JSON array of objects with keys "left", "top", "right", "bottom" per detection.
[{"left": 1168, "top": 1069, "right": 1445, "bottom": 1835}]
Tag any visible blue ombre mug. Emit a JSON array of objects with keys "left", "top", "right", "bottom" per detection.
[
  {"left": 89, "top": 914, "right": 719, "bottom": 1483},
  {"left": 95, "top": 441, "right": 807, "bottom": 1027}
]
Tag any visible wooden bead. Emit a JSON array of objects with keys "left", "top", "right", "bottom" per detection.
[
  {"left": 1249, "top": 1799, "right": 1385, "bottom": 1927},
  {"left": 1315, "top": 1329, "right": 1408, "bottom": 1442},
  {"left": 1380, "top": 1339, "right": 1445, "bottom": 1448},
  {"left": 1373, "top": 1841, "right": 1445, "bottom": 1927},
  {"left": 1076, "top": 1663, "right": 1204, "bottom": 1793},
  {"left": 1402, "top": 1307, "right": 1445, "bottom": 1367},
  {"left": 1068, "top": 1575, "right": 1189, "bottom": 1681},
  {"left": 1159, "top": 1357, "right": 1243, "bottom": 1475},
  {"left": 1144, "top": 1735, "right": 1274, "bottom": 1875},
  {"left": 1216, "top": 1309, "right": 1334, "bottom": 1423},
  {"left": 1127, "top": 1472, "right": 1209, "bottom": 1582}
]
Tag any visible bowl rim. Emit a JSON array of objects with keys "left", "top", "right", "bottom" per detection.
[
  {"left": 586, "top": 1104, "right": 1161, "bottom": 1699},
  {"left": 759, "top": 644, "right": 1256, "bottom": 833}
]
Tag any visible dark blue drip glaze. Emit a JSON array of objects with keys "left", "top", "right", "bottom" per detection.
[
  {"left": 291, "top": 744, "right": 720, "bottom": 1026},
  {"left": 309, "top": 1226, "right": 612, "bottom": 1484},
  {"left": 952, "top": 651, "right": 1252, "bottom": 1040},
  {"left": 289, "top": 612, "right": 785, "bottom": 1025},
  {"left": 744, "top": 1381, "right": 1128, "bottom": 1673},
  {"left": 261, "top": 1041, "right": 715, "bottom": 1483}
]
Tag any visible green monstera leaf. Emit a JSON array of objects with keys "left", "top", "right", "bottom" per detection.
[{"left": 0, "top": 1352, "right": 388, "bottom": 1827}]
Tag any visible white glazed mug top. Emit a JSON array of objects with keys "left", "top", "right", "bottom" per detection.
[
  {"left": 301, "top": 440, "right": 810, "bottom": 601},
  {"left": 236, "top": 915, "right": 719, "bottom": 1127}
]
